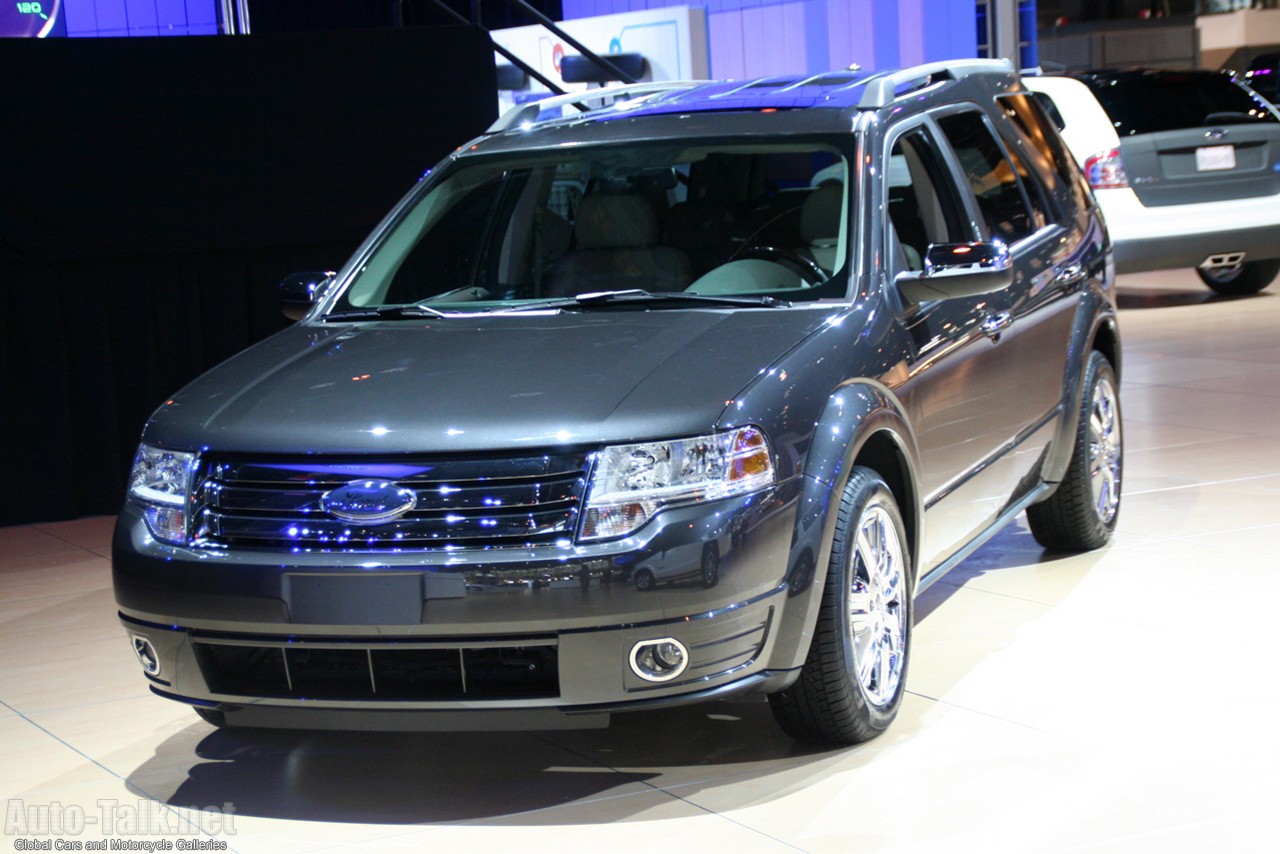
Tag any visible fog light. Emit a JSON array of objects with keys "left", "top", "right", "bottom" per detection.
[
  {"left": 132, "top": 634, "right": 161, "bottom": 677},
  {"left": 629, "top": 637, "right": 689, "bottom": 683}
]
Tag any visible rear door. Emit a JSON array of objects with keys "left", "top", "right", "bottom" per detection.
[
  {"left": 933, "top": 107, "right": 1074, "bottom": 447},
  {"left": 1084, "top": 71, "right": 1280, "bottom": 207},
  {"left": 884, "top": 114, "right": 1048, "bottom": 572}
]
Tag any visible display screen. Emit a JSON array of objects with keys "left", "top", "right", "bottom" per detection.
[
  {"left": 0, "top": 0, "right": 218, "bottom": 38},
  {"left": 1, "top": 1, "right": 66, "bottom": 37}
]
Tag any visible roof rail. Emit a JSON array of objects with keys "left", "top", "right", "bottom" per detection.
[
  {"left": 1020, "top": 61, "right": 1067, "bottom": 77},
  {"left": 857, "top": 58, "right": 1015, "bottom": 109},
  {"left": 487, "top": 80, "right": 708, "bottom": 133}
]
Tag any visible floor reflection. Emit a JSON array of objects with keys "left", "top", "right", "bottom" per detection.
[
  {"left": 126, "top": 699, "right": 838, "bottom": 825},
  {"left": 1116, "top": 287, "right": 1259, "bottom": 310}
]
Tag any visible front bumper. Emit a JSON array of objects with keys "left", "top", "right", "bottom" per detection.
[{"left": 114, "top": 485, "right": 809, "bottom": 726}]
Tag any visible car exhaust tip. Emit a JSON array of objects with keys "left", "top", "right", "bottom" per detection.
[
  {"left": 1201, "top": 252, "right": 1245, "bottom": 269},
  {"left": 629, "top": 638, "right": 689, "bottom": 683}
]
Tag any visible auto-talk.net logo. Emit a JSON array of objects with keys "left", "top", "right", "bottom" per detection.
[{"left": 6, "top": 797, "right": 237, "bottom": 849}]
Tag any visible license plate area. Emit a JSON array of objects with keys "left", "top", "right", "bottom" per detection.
[{"left": 1196, "top": 144, "right": 1236, "bottom": 171}]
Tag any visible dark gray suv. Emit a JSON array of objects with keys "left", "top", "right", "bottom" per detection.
[{"left": 114, "top": 59, "right": 1121, "bottom": 745}]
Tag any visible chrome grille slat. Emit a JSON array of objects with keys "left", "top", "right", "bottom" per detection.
[
  {"left": 205, "top": 508, "right": 578, "bottom": 545},
  {"left": 194, "top": 453, "right": 589, "bottom": 551},
  {"left": 210, "top": 454, "right": 588, "bottom": 484},
  {"left": 207, "top": 476, "right": 582, "bottom": 516}
]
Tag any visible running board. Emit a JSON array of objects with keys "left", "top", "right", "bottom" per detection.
[{"left": 915, "top": 482, "right": 1053, "bottom": 595}]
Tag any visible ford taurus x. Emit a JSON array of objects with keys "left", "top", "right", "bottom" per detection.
[{"left": 114, "top": 59, "right": 1122, "bottom": 745}]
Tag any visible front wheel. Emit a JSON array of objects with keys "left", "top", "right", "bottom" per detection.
[
  {"left": 1027, "top": 350, "right": 1121, "bottom": 551},
  {"left": 1195, "top": 259, "right": 1280, "bottom": 296},
  {"left": 769, "top": 468, "right": 912, "bottom": 745}
]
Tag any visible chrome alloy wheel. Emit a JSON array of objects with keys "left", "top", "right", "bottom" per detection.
[
  {"left": 1088, "top": 375, "right": 1122, "bottom": 526},
  {"left": 847, "top": 504, "right": 907, "bottom": 707}
]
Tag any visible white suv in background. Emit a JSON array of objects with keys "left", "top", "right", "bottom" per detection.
[{"left": 1026, "top": 69, "right": 1280, "bottom": 295}]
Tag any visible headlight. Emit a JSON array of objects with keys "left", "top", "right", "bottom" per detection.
[
  {"left": 128, "top": 444, "right": 198, "bottom": 545},
  {"left": 580, "top": 426, "right": 774, "bottom": 541}
]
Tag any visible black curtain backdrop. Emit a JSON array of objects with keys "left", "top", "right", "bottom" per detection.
[{"left": 0, "top": 27, "right": 497, "bottom": 525}]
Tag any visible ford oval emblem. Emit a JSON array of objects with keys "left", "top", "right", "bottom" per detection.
[{"left": 321, "top": 480, "right": 417, "bottom": 525}]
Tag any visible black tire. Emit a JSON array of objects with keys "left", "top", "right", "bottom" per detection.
[
  {"left": 634, "top": 568, "right": 655, "bottom": 591},
  {"left": 194, "top": 707, "right": 228, "bottom": 728},
  {"left": 1027, "top": 351, "right": 1122, "bottom": 551},
  {"left": 768, "top": 468, "right": 912, "bottom": 745},
  {"left": 1195, "top": 259, "right": 1280, "bottom": 296}
]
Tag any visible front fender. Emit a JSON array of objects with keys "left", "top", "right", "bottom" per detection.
[{"left": 764, "top": 381, "right": 922, "bottom": 674}]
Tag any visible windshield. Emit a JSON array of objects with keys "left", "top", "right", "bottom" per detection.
[{"left": 331, "top": 140, "right": 852, "bottom": 315}]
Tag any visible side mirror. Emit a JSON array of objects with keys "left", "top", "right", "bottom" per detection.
[
  {"left": 280, "top": 271, "right": 335, "bottom": 321},
  {"left": 897, "top": 242, "right": 1013, "bottom": 303}
]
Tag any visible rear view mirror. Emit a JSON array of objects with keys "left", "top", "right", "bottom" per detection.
[
  {"left": 280, "top": 271, "right": 335, "bottom": 320},
  {"left": 897, "top": 242, "right": 1013, "bottom": 303}
]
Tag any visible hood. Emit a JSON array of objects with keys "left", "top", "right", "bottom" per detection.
[{"left": 143, "top": 308, "right": 835, "bottom": 455}]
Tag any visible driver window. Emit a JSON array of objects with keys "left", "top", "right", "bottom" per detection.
[{"left": 886, "top": 129, "right": 968, "bottom": 276}]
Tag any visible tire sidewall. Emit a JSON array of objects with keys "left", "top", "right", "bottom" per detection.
[
  {"left": 830, "top": 471, "right": 913, "bottom": 728},
  {"left": 1078, "top": 352, "right": 1121, "bottom": 543}
]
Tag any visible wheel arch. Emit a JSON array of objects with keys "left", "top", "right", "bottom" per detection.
[
  {"left": 764, "top": 382, "right": 921, "bottom": 675},
  {"left": 1090, "top": 314, "right": 1121, "bottom": 382},
  {"left": 851, "top": 429, "right": 919, "bottom": 573},
  {"left": 1041, "top": 309, "right": 1122, "bottom": 486},
  {"left": 806, "top": 385, "right": 922, "bottom": 581}
]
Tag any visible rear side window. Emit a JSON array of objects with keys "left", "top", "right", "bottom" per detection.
[
  {"left": 1002, "top": 145, "right": 1051, "bottom": 231},
  {"left": 936, "top": 111, "right": 1037, "bottom": 244},
  {"left": 999, "top": 92, "right": 1091, "bottom": 216},
  {"left": 1083, "top": 72, "right": 1279, "bottom": 136}
]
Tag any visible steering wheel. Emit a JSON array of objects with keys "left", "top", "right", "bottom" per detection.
[{"left": 737, "top": 246, "right": 830, "bottom": 286}]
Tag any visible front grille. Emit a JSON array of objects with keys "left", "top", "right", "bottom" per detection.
[
  {"left": 191, "top": 453, "right": 589, "bottom": 551},
  {"left": 193, "top": 640, "right": 560, "bottom": 701}
]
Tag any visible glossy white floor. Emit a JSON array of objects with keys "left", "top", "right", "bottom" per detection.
[{"left": 4, "top": 269, "right": 1279, "bottom": 854}]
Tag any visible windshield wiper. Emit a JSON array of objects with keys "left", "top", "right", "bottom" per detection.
[
  {"left": 493, "top": 289, "right": 791, "bottom": 313},
  {"left": 323, "top": 303, "right": 453, "bottom": 322}
]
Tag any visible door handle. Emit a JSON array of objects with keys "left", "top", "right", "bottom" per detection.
[
  {"left": 981, "top": 311, "right": 1013, "bottom": 341},
  {"left": 1055, "top": 263, "right": 1086, "bottom": 286}
]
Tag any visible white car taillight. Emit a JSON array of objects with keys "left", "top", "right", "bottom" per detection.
[{"left": 1083, "top": 148, "right": 1129, "bottom": 190}]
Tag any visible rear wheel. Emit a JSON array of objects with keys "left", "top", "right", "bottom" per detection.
[
  {"left": 1195, "top": 259, "right": 1280, "bottom": 295},
  {"left": 1027, "top": 351, "right": 1121, "bottom": 551},
  {"left": 769, "top": 468, "right": 911, "bottom": 745}
]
